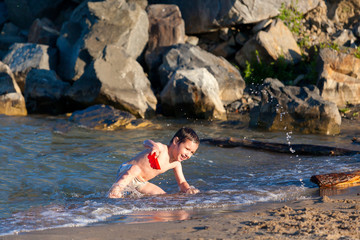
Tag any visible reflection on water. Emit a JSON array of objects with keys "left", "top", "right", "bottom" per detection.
[
  {"left": 0, "top": 115, "right": 359, "bottom": 235},
  {"left": 122, "top": 210, "right": 190, "bottom": 223},
  {"left": 318, "top": 183, "right": 360, "bottom": 197}
]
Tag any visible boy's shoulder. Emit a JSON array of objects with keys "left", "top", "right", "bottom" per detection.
[
  {"left": 171, "top": 160, "right": 182, "bottom": 169},
  {"left": 156, "top": 142, "right": 168, "bottom": 151}
]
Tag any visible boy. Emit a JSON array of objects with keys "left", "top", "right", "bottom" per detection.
[{"left": 107, "top": 127, "right": 200, "bottom": 198}]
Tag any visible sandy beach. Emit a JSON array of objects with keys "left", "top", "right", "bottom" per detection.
[{"left": 2, "top": 185, "right": 359, "bottom": 240}]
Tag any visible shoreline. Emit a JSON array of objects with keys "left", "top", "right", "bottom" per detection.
[{"left": 2, "top": 185, "right": 359, "bottom": 240}]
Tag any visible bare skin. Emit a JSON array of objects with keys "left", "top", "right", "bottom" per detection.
[{"left": 107, "top": 137, "right": 200, "bottom": 198}]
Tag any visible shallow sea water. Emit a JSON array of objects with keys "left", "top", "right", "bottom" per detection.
[{"left": 0, "top": 115, "right": 359, "bottom": 235}]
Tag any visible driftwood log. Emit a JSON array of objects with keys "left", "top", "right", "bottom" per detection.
[
  {"left": 310, "top": 170, "right": 360, "bottom": 188},
  {"left": 201, "top": 137, "right": 360, "bottom": 156}
]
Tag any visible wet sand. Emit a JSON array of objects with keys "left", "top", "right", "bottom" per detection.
[{"left": 2, "top": 185, "right": 359, "bottom": 240}]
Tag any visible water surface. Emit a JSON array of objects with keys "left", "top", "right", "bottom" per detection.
[{"left": 1, "top": 115, "right": 359, "bottom": 235}]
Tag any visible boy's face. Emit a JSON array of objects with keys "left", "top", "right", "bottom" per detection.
[{"left": 172, "top": 138, "right": 199, "bottom": 162}]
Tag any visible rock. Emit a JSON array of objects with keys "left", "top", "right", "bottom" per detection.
[
  {"left": 145, "top": 4, "right": 185, "bottom": 90},
  {"left": 0, "top": 2, "right": 8, "bottom": 26},
  {"left": 2, "top": 22, "right": 21, "bottom": 36},
  {"left": 334, "top": 29, "right": 357, "bottom": 47},
  {"left": 235, "top": 32, "right": 249, "bottom": 46},
  {"left": 235, "top": 19, "right": 302, "bottom": 68},
  {"left": 2, "top": 43, "right": 57, "bottom": 92},
  {"left": 218, "top": 27, "right": 231, "bottom": 41},
  {"left": 0, "top": 36, "right": 27, "bottom": 58},
  {"left": 24, "top": 69, "right": 70, "bottom": 115},
  {"left": 0, "top": 23, "right": 27, "bottom": 56},
  {"left": 158, "top": 44, "right": 245, "bottom": 105},
  {"left": 123, "top": 119, "right": 155, "bottom": 129},
  {"left": 4, "top": 0, "right": 64, "bottom": 29},
  {"left": 317, "top": 48, "right": 360, "bottom": 107},
  {"left": 66, "top": 45, "right": 157, "bottom": 118},
  {"left": 326, "top": 0, "right": 359, "bottom": 25},
  {"left": 185, "top": 36, "right": 199, "bottom": 45},
  {"left": 250, "top": 78, "right": 341, "bottom": 135},
  {"left": 226, "top": 92, "right": 260, "bottom": 114},
  {"left": 71, "top": 0, "right": 88, "bottom": 3},
  {"left": 69, "top": 104, "right": 137, "bottom": 130},
  {"left": 210, "top": 37, "right": 237, "bottom": 58},
  {"left": 148, "top": 0, "right": 320, "bottom": 34},
  {"left": 160, "top": 68, "right": 227, "bottom": 120},
  {"left": 28, "top": 18, "right": 60, "bottom": 47},
  {"left": 252, "top": 19, "right": 273, "bottom": 34},
  {"left": 354, "top": 22, "right": 360, "bottom": 38},
  {"left": 352, "top": 137, "right": 360, "bottom": 145},
  {"left": 56, "top": 0, "right": 149, "bottom": 81},
  {"left": 302, "top": 0, "right": 334, "bottom": 45},
  {"left": 146, "top": 4, "right": 185, "bottom": 52},
  {"left": 0, "top": 62, "right": 27, "bottom": 116}
]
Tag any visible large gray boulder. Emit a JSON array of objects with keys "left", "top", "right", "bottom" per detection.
[
  {"left": 160, "top": 68, "right": 227, "bottom": 120},
  {"left": 2, "top": 43, "right": 57, "bottom": 92},
  {"left": 66, "top": 45, "right": 157, "bottom": 118},
  {"left": 57, "top": 0, "right": 149, "bottom": 81},
  {"left": 148, "top": 0, "right": 320, "bottom": 34},
  {"left": 4, "top": 0, "right": 63, "bottom": 29},
  {"left": 317, "top": 48, "right": 360, "bottom": 107},
  {"left": 24, "top": 69, "right": 71, "bottom": 114},
  {"left": 235, "top": 19, "right": 302, "bottom": 68},
  {"left": 0, "top": 62, "right": 27, "bottom": 116},
  {"left": 158, "top": 44, "right": 245, "bottom": 105},
  {"left": 250, "top": 78, "right": 341, "bottom": 135},
  {"left": 28, "top": 18, "right": 60, "bottom": 47}
]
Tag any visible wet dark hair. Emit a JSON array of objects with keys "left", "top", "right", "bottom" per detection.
[{"left": 171, "top": 127, "right": 200, "bottom": 145}]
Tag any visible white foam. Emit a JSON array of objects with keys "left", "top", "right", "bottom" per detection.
[{"left": 0, "top": 184, "right": 314, "bottom": 236}]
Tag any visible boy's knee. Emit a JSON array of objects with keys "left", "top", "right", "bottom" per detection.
[{"left": 139, "top": 183, "right": 166, "bottom": 195}]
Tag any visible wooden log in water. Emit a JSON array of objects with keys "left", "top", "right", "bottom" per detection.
[
  {"left": 310, "top": 170, "right": 360, "bottom": 187},
  {"left": 200, "top": 137, "right": 360, "bottom": 156}
]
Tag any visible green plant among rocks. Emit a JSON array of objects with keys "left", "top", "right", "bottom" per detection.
[
  {"left": 354, "top": 46, "right": 360, "bottom": 59},
  {"left": 339, "top": 107, "right": 351, "bottom": 114},
  {"left": 238, "top": 1, "right": 359, "bottom": 87},
  {"left": 278, "top": 1, "right": 312, "bottom": 51},
  {"left": 319, "top": 42, "right": 360, "bottom": 59},
  {"left": 278, "top": 1, "right": 304, "bottom": 37},
  {"left": 240, "top": 2, "right": 318, "bottom": 86},
  {"left": 319, "top": 41, "right": 340, "bottom": 51},
  {"left": 241, "top": 49, "right": 318, "bottom": 86}
]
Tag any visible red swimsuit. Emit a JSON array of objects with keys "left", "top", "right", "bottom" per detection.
[{"left": 148, "top": 152, "right": 161, "bottom": 170}]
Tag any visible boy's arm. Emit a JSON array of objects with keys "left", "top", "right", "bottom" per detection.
[
  {"left": 107, "top": 165, "right": 141, "bottom": 198},
  {"left": 173, "top": 163, "right": 199, "bottom": 194},
  {"left": 143, "top": 139, "right": 163, "bottom": 156}
]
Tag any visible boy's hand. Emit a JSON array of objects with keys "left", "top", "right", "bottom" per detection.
[
  {"left": 150, "top": 149, "right": 159, "bottom": 159},
  {"left": 107, "top": 183, "right": 124, "bottom": 198},
  {"left": 185, "top": 186, "right": 200, "bottom": 194},
  {"left": 143, "top": 140, "right": 161, "bottom": 158},
  {"left": 150, "top": 146, "right": 160, "bottom": 159}
]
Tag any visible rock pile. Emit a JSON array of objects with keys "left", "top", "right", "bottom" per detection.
[{"left": 0, "top": 0, "right": 359, "bottom": 134}]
